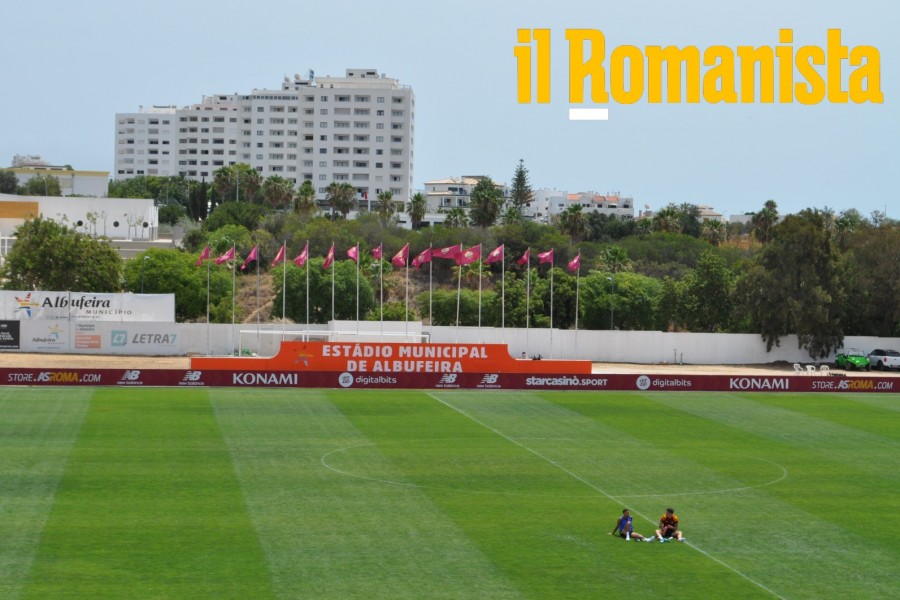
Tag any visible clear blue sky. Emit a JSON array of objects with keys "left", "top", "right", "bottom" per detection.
[{"left": 2, "top": 0, "right": 895, "bottom": 219}]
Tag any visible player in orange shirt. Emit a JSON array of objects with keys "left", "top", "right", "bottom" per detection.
[{"left": 654, "top": 507, "right": 685, "bottom": 542}]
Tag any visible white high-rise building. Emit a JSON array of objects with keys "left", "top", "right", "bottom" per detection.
[{"left": 114, "top": 69, "right": 415, "bottom": 203}]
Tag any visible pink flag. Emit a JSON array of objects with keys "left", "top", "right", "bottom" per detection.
[
  {"left": 434, "top": 245, "right": 461, "bottom": 261},
  {"left": 412, "top": 247, "right": 432, "bottom": 269},
  {"left": 567, "top": 254, "right": 581, "bottom": 273},
  {"left": 347, "top": 245, "right": 359, "bottom": 263},
  {"left": 271, "top": 243, "right": 286, "bottom": 266},
  {"left": 485, "top": 244, "right": 504, "bottom": 265},
  {"left": 391, "top": 243, "right": 409, "bottom": 268},
  {"left": 214, "top": 246, "right": 235, "bottom": 265},
  {"left": 538, "top": 249, "right": 554, "bottom": 265},
  {"left": 371, "top": 243, "right": 383, "bottom": 260},
  {"left": 195, "top": 245, "right": 211, "bottom": 266},
  {"left": 457, "top": 244, "right": 481, "bottom": 266},
  {"left": 517, "top": 249, "right": 530, "bottom": 265},
  {"left": 241, "top": 244, "right": 259, "bottom": 271},
  {"left": 293, "top": 242, "right": 309, "bottom": 267},
  {"left": 323, "top": 243, "right": 335, "bottom": 269}
]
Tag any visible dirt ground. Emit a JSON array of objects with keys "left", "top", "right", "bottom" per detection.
[{"left": 2, "top": 353, "right": 896, "bottom": 377}]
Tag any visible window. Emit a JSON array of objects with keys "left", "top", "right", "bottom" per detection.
[
  {"left": 320, "top": 108, "right": 328, "bottom": 115},
  {"left": 319, "top": 161, "right": 327, "bottom": 167}
]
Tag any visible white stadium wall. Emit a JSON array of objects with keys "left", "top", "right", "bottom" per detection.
[{"left": 1, "top": 319, "right": 897, "bottom": 365}]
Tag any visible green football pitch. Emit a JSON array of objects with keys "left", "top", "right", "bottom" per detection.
[{"left": 0, "top": 387, "right": 896, "bottom": 599}]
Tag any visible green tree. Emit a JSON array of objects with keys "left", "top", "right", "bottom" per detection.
[
  {"left": 738, "top": 209, "right": 845, "bottom": 358},
  {"left": 468, "top": 177, "right": 503, "bottom": 228},
  {"left": 558, "top": 204, "right": 588, "bottom": 242},
  {"left": 508, "top": 159, "right": 533, "bottom": 212},
  {"left": 261, "top": 175, "right": 295, "bottom": 209},
  {"left": 275, "top": 258, "right": 375, "bottom": 323},
  {"left": 213, "top": 164, "right": 261, "bottom": 203},
  {"left": 158, "top": 203, "right": 186, "bottom": 226},
  {"left": 677, "top": 250, "right": 735, "bottom": 332},
  {"left": 376, "top": 190, "right": 396, "bottom": 226},
  {"left": 123, "top": 249, "right": 232, "bottom": 321},
  {"left": 701, "top": 220, "right": 727, "bottom": 246},
  {"left": 202, "top": 201, "right": 267, "bottom": 232},
  {"left": 295, "top": 180, "right": 318, "bottom": 218},
  {"left": 0, "top": 170, "right": 17, "bottom": 193},
  {"left": 443, "top": 207, "right": 469, "bottom": 228},
  {"left": 325, "top": 182, "right": 356, "bottom": 220},
  {"left": 406, "top": 192, "right": 427, "bottom": 229},
  {"left": 651, "top": 205, "right": 681, "bottom": 233},
  {"left": 20, "top": 174, "right": 62, "bottom": 196},
  {"left": 2, "top": 217, "right": 122, "bottom": 291},
  {"left": 840, "top": 223, "right": 900, "bottom": 336},
  {"left": 751, "top": 199, "right": 779, "bottom": 244}
]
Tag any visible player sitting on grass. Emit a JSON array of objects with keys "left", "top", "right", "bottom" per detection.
[
  {"left": 653, "top": 507, "right": 685, "bottom": 542},
  {"left": 608, "top": 509, "right": 647, "bottom": 541}
]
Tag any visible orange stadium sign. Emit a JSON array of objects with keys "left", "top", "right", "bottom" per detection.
[{"left": 192, "top": 341, "right": 592, "bottom": 375}]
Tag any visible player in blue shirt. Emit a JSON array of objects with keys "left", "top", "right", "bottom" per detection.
[{"left": 608, "top": 509, "right": 648, "bottom": 541}]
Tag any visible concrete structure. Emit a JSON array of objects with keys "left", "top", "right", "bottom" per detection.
[
  {"left": 540, "top": 191, "right": 636, "bottom": 220},
  {"left": 415, "top": 176, "right": 508, "bottom": 227},
  {"left": 8, "top": 155, "right": 108, "bottom": 197},
  {"left": 0, "top": 193, "right": 158, "bottom": 240},
  {"left": 115, "top": 69, "right": 415, "bottom": 204}
]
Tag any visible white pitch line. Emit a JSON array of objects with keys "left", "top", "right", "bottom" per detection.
[{"left": 426, "top": 392, "right": 787, "bottom": 600}]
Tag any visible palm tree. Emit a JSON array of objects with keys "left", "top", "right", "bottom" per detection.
[
  {"left": 376, "top": 190, "right": 396, "bottom": 226},
  {"left": 406, "top": 192, "right": 427, "bottom": 229},
  {"left": 443, "top": 207, "right": 469, "bottom": 228},
  {"left": 558, "top": 204, "right": 588, "bottom": 242},
  {"left": 468, "top": 177, "right": 503, "bottom": 228},
  {"left": 212, "top": 166, "right": 235, "bottom": 202},
  {"left": 652, "top": 205, "right": 681, "bottom": 233},
  {"left": 701, "top": 220, "right": 728, "bottom": 246},
  {"left": 295, "top": 180, "right": 318, "bottom": 218},
  {"left": 262, "top": 175, "right": 294, "bottom": 209},
  {"left": 599, "top": 245, "right": 632, "bottom": 273},
  {"left": 325, "top": 182, "right": 356, "bottom": 219},
  {"left": 751, "top": 199, "right": 779, "bottom": 244}
]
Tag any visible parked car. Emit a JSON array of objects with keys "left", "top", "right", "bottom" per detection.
[
  {"left": 867, "top": 349, "right": 900, "bottom": 371},
  {"left": 835, "top": 349, "right": 870, "bottom": 371}
]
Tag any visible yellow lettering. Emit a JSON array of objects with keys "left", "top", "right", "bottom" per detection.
[
  {"left": 777, "top": 29, "right": 794, "bottom": 103},
  {"left": 826, "top": 29, "right": 848, "bottom": 103},
  {"left": 566, "top": 29, "right": 608, "bottom": 103},
  {"left": 849, "top": 46, "right": 883, "bottom": 103},
  {"left": 514, "top": 29, "right": 532, "bottom": 103},
  {"left": 609, "top": 45, "right": 643, "bottom": 104},
  {"left": 646, "top": 45, "right": 701, "bottom": 102},
  {"left": 795, "top": 45, "right": 826, "bottom": 105},
  {"left": 737, "top": 45, "right": 775, "bottom": 102},
  {"left": 702, "top": 46, "right": 737, "bottom": 103}
]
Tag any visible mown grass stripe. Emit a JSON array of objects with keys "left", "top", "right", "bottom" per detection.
[
  {"left": 20, "top": 388, "right": 273, "bottom": 600},
  {"left": 0, "top": 388, "right": 92, "bottom": 600},
  {"left": 211, "top": 388, "right": 522, "bottom": 600}
]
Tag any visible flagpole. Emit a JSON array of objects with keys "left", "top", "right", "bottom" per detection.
[
  {"left": 477, "top": 243, "right": 482, "bottom": 330},
  {"left": 404, "top": 250, "right": 409, "bottom": 341},
  {"left": 549, "top": 249, "right": 554, "bottom": 359},
  {"left": 231, "top": 244, "right": 236, "bottom": 356},
  {"left": 281, "top": 241, "right": 286, "bottom": 341},
  {"left": 305, "top": 241, "right": 309, "bottom": 335},
  {"left": 256, "top": 243, "right": 260, "bottom": 354},
  {"left": 331, "top": 241, "right": 335, "bottom": 324},
  {"left": 206, "top": 260, "right": 210, "bottom": 355},
  {"left": 574, "top": 262, "right": 580, "bottom": 359},
  {"left": 525, "top": 248, "right": 530, "bottom": 357},
  {"left": 501, "top": 249, "right": 505, "bottom": 329},
  {"left": 455, "top": 242, "right": 462, "bottom": 340},
  {"left": 428, "top": 244, "right": 433, "bottom": 335},
  {"left": 355, "top": 244, "right": 360, "bottom": 338},
  {"left": 379, "top": 247, "right": 384, "bottom": 340}
]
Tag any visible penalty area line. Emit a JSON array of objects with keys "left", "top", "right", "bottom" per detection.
[{"left": 425, "top": 392, "right": 787, "bottom": 600}]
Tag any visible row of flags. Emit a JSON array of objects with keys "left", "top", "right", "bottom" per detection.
[{"left": 196, "top": 243, "right": 582, "bottom": 273}]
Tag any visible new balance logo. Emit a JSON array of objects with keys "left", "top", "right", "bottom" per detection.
[
  {"left": 438, "top": 374, "right": 457, "bottom": 384},
  {"left": 480, "top": 374, "right": 499, "bottom": 385},
  {"left": 182, "top": 371, "right": 202, "bottom": 382},
  {"left": 121, "top": 370, "right": 141, "bottom": 381}
]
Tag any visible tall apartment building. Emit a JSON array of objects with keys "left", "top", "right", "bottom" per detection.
[{"left": 114, "top": 69, "right": 415, "bottom": 202}]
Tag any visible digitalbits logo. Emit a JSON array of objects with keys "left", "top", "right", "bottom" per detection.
[
  {"left": 636, "top": 375, "right": 651, "bottom": 391},
  {"left": 338, "top": 372, "right": 354, "bottom": 388}
]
